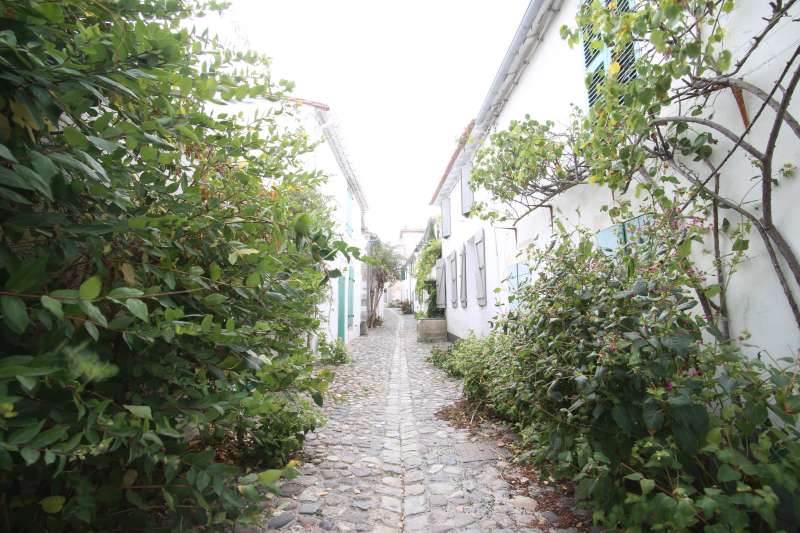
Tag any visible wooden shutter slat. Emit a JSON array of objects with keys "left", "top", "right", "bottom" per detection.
[
  {"left": 474, "top": 229, "right": 487, "bottom": 306},
  {"left": 449, "top": 251, "right": 458, "bottom": 308},
  {"left": 435, "top": 258, "right": 446, "bottom": 308},
  {"left": 459, "top": 245, "right": 467, "bottom": 307}
]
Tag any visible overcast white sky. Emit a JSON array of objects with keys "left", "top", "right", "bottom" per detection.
[{"left": 209, "top": 0, "right": 530, "bottom": 242}]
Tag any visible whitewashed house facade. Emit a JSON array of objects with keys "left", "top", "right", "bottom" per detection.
[
  {"left": 431, "top": 0, "right": 800, "bottom": 358},
  {"left": 301, "top": 103, "right": 369, "bottom": 344}
]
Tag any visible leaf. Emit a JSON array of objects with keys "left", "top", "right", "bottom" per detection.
[
  {"left": 0, "top": 143, "right": 17, "bottom": 162},
  {"left": 1, "top": 295, "right": 29, "bottom": 334},
  {"left": 245, "top": 272, "right": 261, "bottom": 287},
  {"left": 20, "top": 447, "right": 40, "bottom": 465},
  {"left": 732, "top": 239, "right": 749, "bottom": 252},
  {"left": 33, "top": 3, "right": 64, "bottom": 22},
  {"left": 196, "top": 470, "right": 210, "bottom": 492},
  {"left": 13, "top": 164, "right": 52, "bottom": 200},
  {"left": 642, "top": 397, "right": 664, "bottom": 432},
  {"left": 717, "top": 464, "right": 741, "bottom": 483},
  {"left": 30, "top": 152, "right": 58, "bottom": 181},
  {"left": 79, "top": 300, "right": 107, "bottom": 328},
  {"left": 8, "top": 419, "right": 46, "bottom": 445},
  {"left": 120, "top": 263, "right": 138, "bottom": 285},
  {"left": 0, "top": 185, "right": 32, "bottom": 204},
  {"left": 108, "top": 287, "right": 144, "bottom": 299},
  {"left": 257, "top": 469, "right": 282, "bottom": 487},
  {"left": 87, "top": 136, "right": 121, "bottom": 153},
  {"left": 0, "top": 166, "right": 34, "bottom": 191},
  {"left": 124, "top": 405, "right": 152, "bottom": 420},
  {"left": 640, "top": 478, "right": 655, "bottom": 495},
  {"left": 63, "top": 126, "right": 88, "bottom": 149},
  {"left": 84, "top": 321, "right": 99, "bottom": 341},
  {"left": 125, "top": 299, "right": 149, "bottom": 322},
  {"left": 203, "top": 293, "right": 227, "bottom": 306},
  {"left": 79, "top": 276, "right": 103, "bottom": 300},
  {"left": 6, "top": 256, "right": 47, "bottom": 292},
  {"left": 28, "top": 425, "right": 68, "bottom": 448},
  {"left": 294, "top": 214, "right": 311, "bottom": 236},
  {"left": 122, "top": 469, "right": 138, "bottom": 488},
  {"left": 311, "top": 390, "right": 323, "bottom": 407},
  {"left": 40, "top": 496, "right": 66, "bottom": 514}
]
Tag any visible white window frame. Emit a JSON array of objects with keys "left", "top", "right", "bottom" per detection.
[{"left": 441, "top": 197, "right": 451, "bottom": 238}]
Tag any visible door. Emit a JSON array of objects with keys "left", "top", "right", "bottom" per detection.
[
  {"left": 337, "top": 276, "right": 346, "bottom": 340},
  {"left": 347, "top": 268, "right": 355, "bottom": 328}
]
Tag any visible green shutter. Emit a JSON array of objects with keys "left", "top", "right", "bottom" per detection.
[
  {"left": 337, "top": 276, "right": 346, "bottom": 340},
  {"left": 347, "top": 267, "right": 355, "bottom": 327},
  {"left": 582, "top": 0, "right": 637, "bottom": 108}
]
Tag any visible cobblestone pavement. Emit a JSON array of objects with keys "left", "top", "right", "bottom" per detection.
[{"left": 258, "top": 310, "right": 580, "bottom": 533}]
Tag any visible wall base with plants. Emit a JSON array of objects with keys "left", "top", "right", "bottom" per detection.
[{"left": 430, "top": 225, "right": 800, "bottom": 531}]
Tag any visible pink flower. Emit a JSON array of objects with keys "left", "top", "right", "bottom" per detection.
[{"left": 666, "top": 381, "right": 673, "bottom": 391}]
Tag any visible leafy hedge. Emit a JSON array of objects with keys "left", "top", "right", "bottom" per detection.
[
  {"left": 432, "top": 222, "right": 800, "bottom": 531},
  {"left": 0, "top": 1, "right": 352, "bottom": 530}
]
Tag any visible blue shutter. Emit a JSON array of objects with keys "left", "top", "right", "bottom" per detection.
[
  {"left": 596, "top": 224, "right": 624, "bottom": 252},
  {"left": 622, "top": 214, "right": 650, "bottom": 246}
]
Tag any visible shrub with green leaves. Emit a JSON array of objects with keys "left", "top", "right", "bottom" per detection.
[
  {"left": 0, "top": 1, "right": 350, "bottom": 530},
  {"left": 317, "top": 335, "right": 349, "bottom": 365},
  {"left": 438, "top": 222, "right": 800, "bottom": 530}
]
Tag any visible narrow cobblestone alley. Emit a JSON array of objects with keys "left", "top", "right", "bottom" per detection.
[{"left": 261, "top": 310, "right": 582, "bottom": 533}]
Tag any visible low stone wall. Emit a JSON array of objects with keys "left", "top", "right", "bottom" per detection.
[{"left": 417, "top": 318, "right": 447, "bottom": 343}]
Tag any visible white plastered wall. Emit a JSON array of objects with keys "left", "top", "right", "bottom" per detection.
[{"left": 441, "top": 0, "right": 800, "bottom": 357}]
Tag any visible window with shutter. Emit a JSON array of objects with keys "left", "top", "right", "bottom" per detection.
[
  {"left": 506, "top": 262, "right": 532, "bottom": 309},
  {"left": 474, "top": 229, "right": 487, "bottom": 306},
  {"left": 595, "top": 214, "right": 651, "bottom": 252},
  {"left": 441, "top": 197, "right": 451, "bottom": 238},
  {"left": 449, "top": 251, "right": 458, "bottom": 308},
  {"left": 461, "top": 163, "right": 474, "bottom": 215},
  {"left": 459, "top": 245, "right": 467, "bottom": 307},
  {"left": 582, "top": 0, "right": 636, "bottom": 109},
  {"left": 435, "top": 258, "right": 446, "bottom": 308}
]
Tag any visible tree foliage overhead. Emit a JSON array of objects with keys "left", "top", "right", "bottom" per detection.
[
  {"left": 412, "top": 238, "right": 440, "bottom": 297},
  {"left": 365, "top": 238, "right": 403, "bottom": 327},
  {"left": 0, "top": 0, "right": 349, "bottom": 530}
]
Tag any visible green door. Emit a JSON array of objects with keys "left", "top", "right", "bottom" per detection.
[
  {"left": 337, "top": 276, "right": 346, "bottom": 340},
  {"left": 347, "top": 268, "right": 355, "bottom": 328}
]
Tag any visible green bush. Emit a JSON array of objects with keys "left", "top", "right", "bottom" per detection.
[
  {"left": 0, "top": 1, "right": 350, "bottom": 530},
  {"left": 423, "top": 280, "right": 444, "bottom": 318},
  {"left": 318, "top": 335, "right": 349, "bottom": 365},
  {"left": 436, "top": 223, "right": 800, "bottom": 531}
]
